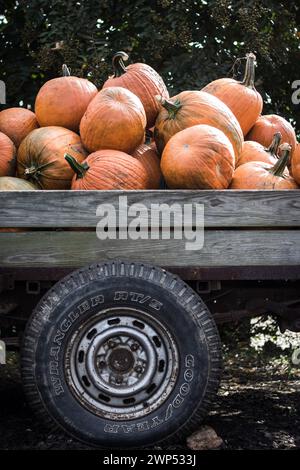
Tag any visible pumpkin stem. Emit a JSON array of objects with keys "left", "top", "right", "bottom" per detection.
[
  {"left": 65, "top": 153, "right": 89, "bottom": 179},
  {"left": 112, "top": 51, "right": 129, "bottom": 77},
  {"left": 267, "top": 132, "right": 282, "bottom": 156},
  {"left": 22, "top": 160, "right": 57, "bottom": 187},
  {"left": 241, "top": 53, "right": 257, "bottom": 88},
  {"left": 62, "top": 64, "right": 71, "bottom": 76},
  {"left": 156, "top": 96, "right": 182, "bottom": 118},
  {"left": 269, "top": 143, "right": 291, "bottom": 177}
]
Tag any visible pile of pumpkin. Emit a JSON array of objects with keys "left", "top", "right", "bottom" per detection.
[{"left": 0, "top": 51, "right": 300, "bottom": 192}]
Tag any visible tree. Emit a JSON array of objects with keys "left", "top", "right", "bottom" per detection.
[{"left": 0, "top": 0, "right": 299, "bottom": 134}]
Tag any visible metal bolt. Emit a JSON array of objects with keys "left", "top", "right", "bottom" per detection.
[
  {"left": 131, "top": 343, "right": 139, "bottom": 352},
  {"left": 116, "top": 376, "right": 123, "bottom": 385},
  {"left": 135, "top": 365, "right": 143, "bottom": 374},
  {"left": 98, "top": 360, "right": 106, "bottom": 368},
  {"left": 108, "top": 340, "right": 116, "bottom": 349}
]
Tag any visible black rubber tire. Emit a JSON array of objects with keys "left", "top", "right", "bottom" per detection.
[{"left": 21, "top": 261, "right": 222, "bottom": 448}]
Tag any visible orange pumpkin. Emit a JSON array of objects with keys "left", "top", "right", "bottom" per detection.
[
  {"left": 0, "top": 132, "right": 16, "bottom": 176},
  {"left": 161, "top": 124, "right": 235, "bottom": 189},
  {"left": 17, "top": 126, "right": 87, "bottom": 189},
  {"left": 230, "top": 143, "right": 298, "bottom": 189},
  {"left": 291, "top": 142, "right": 300, "bottom": 185},
  {"left": 132, "top": 143, "right": 162, "bottom": 189},
  {"left": 65, "top": 151, "right": 148, "bottom": 190},
  {"left": 0, "top": 108, "right": 39, "bottom": 147},
  {"left": 246, "top": 115, "right": 297, "bottom": 155},
  {"left": 154, "top": 90, "right": 243, "bottom": 160},
  {"left": 103, "top": 51, "right": 169, "bottom": 128},
  {"left": 80, "top": 87, "right": 146, "bottom": 154},
  {"left": 236, "top": 132, "right": 281, "bottom": 168},
  {"left": 35, "top": 64, "right": 98, "bottom": 132},
  {"left": 202, "top": 53, "right": 263, "bottom": 136}
]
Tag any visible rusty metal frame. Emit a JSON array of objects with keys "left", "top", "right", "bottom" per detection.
[{"left": 1, "top": 265, "right": 300, "bottom": 282}]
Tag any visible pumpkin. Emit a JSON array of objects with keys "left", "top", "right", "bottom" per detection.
[
  {"left": 154, "top": 90, "right": 243, "bottom": 160},
  {"left": 102, "top": 51, "right": 169, "bottom": 128},
  {"left": 35, "top": 64, "right": 97, "bottom": 132},
  {"left": 236, "top": 132, "right": 281, "bottom": 168},
  {"left": 0, "top": 108, "right": 39, "bottom": 147},
  {"left": 0, "top": 177, "right": 37, "bottom": 232},
  {"left": 0, "top": 176, "right": 37, "bottom": 190},
  {"left": 17, "top": 126, "right": 87, "bottom": 189},
  {"left": 202, "top": 53, "right": 263, "bottom": 136},
  {"left": 230, "top": 143, "right": 298, "bottom": 189},
  {"left": 65, "top": 150, "right": 149, "bottom": 190},
  {"left": 80, "top": 86, "right": 146, "bottom": 154},
  {"left": 291, "top": 142, "right": 300, "bottom": 185},
  {"left": 0, "top": 132, "right": 16, "bottom": 176},
  {"left": 246, "top": 115, "right": 297, "bottom": 155},
  {"left": 132, "top": 143, "right": 162, "bottom": 189},
  {"left": 161, "top": 124, "right": 235, "bottom": 189}
]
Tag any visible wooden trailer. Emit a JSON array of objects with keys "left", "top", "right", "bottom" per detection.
[{"left": 0, "top": 189, "right": 300, "bottom": 447}]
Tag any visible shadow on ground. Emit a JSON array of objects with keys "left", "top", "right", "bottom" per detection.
[{"left": 0, "top": 348, "right": 299, "bottom": 450}]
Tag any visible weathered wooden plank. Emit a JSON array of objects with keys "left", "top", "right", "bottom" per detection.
[
  {"left": 0, "top": 190, "right": 300, "bottom": 228},
  {"left": 0, "top": 230, "right": 300, "bottom": 267}
]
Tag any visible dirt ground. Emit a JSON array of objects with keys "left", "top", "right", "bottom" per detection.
[{"left": 0, "top": 345, "right": 300, "bottom": 450}]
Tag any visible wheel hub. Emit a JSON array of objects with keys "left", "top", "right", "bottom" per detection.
[
  {"left": 65, "top": 308, "right": 179, "bottom": 420},
  {"left": 108, "top": 347, "right": 135, "bottom": 373}
]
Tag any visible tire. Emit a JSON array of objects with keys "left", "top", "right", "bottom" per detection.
[{"left": 21, "top": 261, "right": 222, "bottom": 448}]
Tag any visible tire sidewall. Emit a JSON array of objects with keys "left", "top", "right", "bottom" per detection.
[{"left": 28, "top": 266, "right": 219, "bottom": 447}]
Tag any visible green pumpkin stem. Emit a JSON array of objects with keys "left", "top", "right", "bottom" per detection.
[
  {"left": 267, "top": 132, "right": 282, "bottom": 156},
  {"left": 112, "top": 51, "right": 129, "bottom": 77},
  {"left": 269, "top": 143, "right": 291, "bottom": 177},
  {"left": 62, "top": 64, "right": 71, "bottom": 76},
  {"left": 156, "top": 96, "right": 182, "bottom": 118},
  {"left": 241, "top": 52, "right": 256, "bottom": 88},
  {"left": 65, "top": 153, "right": 89, "bottom": 179}
]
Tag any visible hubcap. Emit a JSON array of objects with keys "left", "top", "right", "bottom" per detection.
[
  {"left": 65, "top": 308, "right": 179, "bottom": 420},
  {"left": 108, "top": 348, "right": 134, "bottom": 373}
]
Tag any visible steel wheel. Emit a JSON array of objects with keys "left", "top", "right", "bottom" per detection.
[
  {"left": 65, "top": 308, "right": 179, "bottom": 420},
  {"left": 22, "top": 261, "right": 222, "bottom": 447}
]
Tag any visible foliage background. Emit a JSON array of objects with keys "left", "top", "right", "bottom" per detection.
[{"left": 0, "top": 0, "right": 299, "bottom": 133}]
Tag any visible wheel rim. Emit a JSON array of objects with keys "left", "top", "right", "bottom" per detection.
[{"left": 65, "top": 308, "right": 179, "bottom": 420}]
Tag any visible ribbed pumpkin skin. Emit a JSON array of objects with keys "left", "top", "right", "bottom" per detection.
[
  {"left": 230, "top": 161, "right": 298, "bottom": 189},
  {"left": 0, "top": 108, "right": 39, "bottom": 147},
  {"left": 35, "top": 76, "right": 97, "bottom": 131},
  {"left": 246, "top": 115, "right": 297, "bottom": 154},
  {"left": 0, "top": 132, "right": 16, "bottom": 176},
  {"left": 0, "top": 176, "right": 37, "bottom": 190},
  {"left": 103, "top": 63, "right": 169, "bottom": 128},
  {"left": 202, "top": 78, "right": 262, "bottom": 136},
  {"left": 154, "top": 91, "right": 243, "bottom": 161},
  {"left": 80, "top": 87, "right": 147, "bottom": 154},
  {"left": 161, "top": 124, "right": 235, "bottom": 189},
  {"left": 291, "top": 143, "right": 300, "bottom": 184},
  {"left": 17, "top": 126, "right": 87, "bottom": 189},
  {"left": 132, "top": 144, "right": 162, "bottom": 189},
  {"left": 70, "top": 150, "right": 149, "bottom": 190},
  {"left": 236, "top": 140, "right": 277, "bottom": 168}
]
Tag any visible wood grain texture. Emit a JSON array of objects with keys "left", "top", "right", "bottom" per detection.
[
  {"left": 0, "top": 229, "right": 299, "bottom": 267},
  {"left": 0, "top": 190, "right": 300, "bottom": 227}
]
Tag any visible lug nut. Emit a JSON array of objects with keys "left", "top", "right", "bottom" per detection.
[
  {"left": 116, "top": 376, "right": 123, "bottom": 384},
  {"left": 131, "top": 343, "right": 139, "bottom": 352},
  {"left": 135, "top": 365, "right": 143, "bottom": 374},
  {"left": 98, "top": 360, "right": 106, "bottom": 368},
  {"left": 108, "top": 340, "right": 116, "bottom": 349}
]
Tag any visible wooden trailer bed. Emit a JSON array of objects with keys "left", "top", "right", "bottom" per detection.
[{"left": 0, "top": 189, "right": 299, "bottom": 281}]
